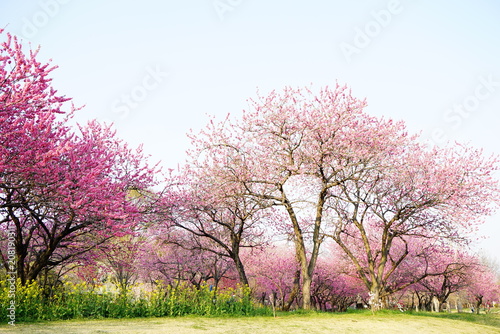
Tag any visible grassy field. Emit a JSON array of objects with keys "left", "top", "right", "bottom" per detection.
[{"left": 1, "top": 311, "right": 499, "bottom": 334}]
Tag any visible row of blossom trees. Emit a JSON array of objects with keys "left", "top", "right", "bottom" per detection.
[
  {"left": 1, "top": 30, "right": 499, "bottom": 312},
  {"left": 71, "top": 233, "right": 499, "bottom": 313}
]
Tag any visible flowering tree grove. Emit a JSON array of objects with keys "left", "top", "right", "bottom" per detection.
[
  {"left": 2, "top": 29, "right": 499, "bottom": 315},
  {"left": 184, "top": 84, "right": 500, "bottom": 310}
]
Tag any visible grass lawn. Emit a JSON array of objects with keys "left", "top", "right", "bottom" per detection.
[{"left": 1, "top": 311, "right": 499, "bottom": 334}]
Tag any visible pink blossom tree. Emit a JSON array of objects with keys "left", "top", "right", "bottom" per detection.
[
  {"left": 409, "top": 249, "right": 474, "bottom": 312},
  {"left": 98, "top": 235, "right": 146, "bottom": 294},
  {"left": 325, "top": 140, "right": 499, "bottom": 309},
  {"left": 161, "top": 143, "right": 272, "bottom": 286}
]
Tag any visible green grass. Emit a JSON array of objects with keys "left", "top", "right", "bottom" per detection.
[
  {"left": 2, "top": 278, "right": 499, "bottom": 332},
  {"left": 274, "top": 308, "right": 500, "bottom": 331},
  {"left": 408, "top": 309, "right": 500, "bottom": 328},
  {"left": 1, "top": 311, "right": 499, "bottom": 334}
]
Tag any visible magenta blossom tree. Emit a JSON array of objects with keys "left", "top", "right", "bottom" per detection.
[
  {"left": 0, "top": 31, "right": 157, "bottom": 284},
  {"left": 310, "top": 259, "right": 365, "bottom": 312}
]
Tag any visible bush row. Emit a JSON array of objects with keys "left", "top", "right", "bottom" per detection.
[{"left": 0, "top": 280, "right": 270, "bottom": 323}]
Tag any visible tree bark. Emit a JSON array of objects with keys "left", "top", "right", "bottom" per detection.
[
  {"left": 283, "top": 269, "right": 300, "bottom": 311},
  {"left": 233, "top": 252, "right": 249, "bottom": 286}
]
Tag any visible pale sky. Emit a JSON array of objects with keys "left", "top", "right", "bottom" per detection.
[{"left": 1, "top": 0, "right": 499, "bottom": 262}]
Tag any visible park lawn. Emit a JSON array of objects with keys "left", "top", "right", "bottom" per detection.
[{"left": 1, "top": 311, "right": 499, "bottom": 334}]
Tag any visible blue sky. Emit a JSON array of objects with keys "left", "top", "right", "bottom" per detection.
[{"left": 1, "top": 0, "right": 500, "bottom": 261}]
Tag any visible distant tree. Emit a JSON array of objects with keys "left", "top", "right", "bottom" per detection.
[
  {"left": 310, "top": 259, "right": 365, "bottom": 312},
  {"left": 245, "top": 246, "right": 299, "bottom": 310},
  {"left": 412, "top": 250, "right": 474, "bottom": 312},
  {"left": 465, "top": 261, "right": 500, "bottom": 314},
  {"left": 140, "top": 234, "right": 233, "bottom": 290},
  {"left": 99, "top": 235, "right": 145, "bottom": 294}
]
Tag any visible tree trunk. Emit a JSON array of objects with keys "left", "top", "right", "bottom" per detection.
[
  {"left": 302, "top": 275, "right": 312, "bottom": 310},
  {"left": 284, "top": 199, "right": 313, "bottom": 310},
  {"left": 233, "top": 253, "right": 249, "bottom": 286},
  {"left": 282, "top": 186, "right": 325, "bottom": 311},
  {"left": 283, "top": 269, "right": 300, "bottom": 311},
  {"left": 476, "top": 296, "right": 482, "bottom": 315},
  {"left": 431, "top": 296, "right": 440, "bottom": 312},
  {"left": 369, "top": 285, "right": 384, "bottom": 311}
]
